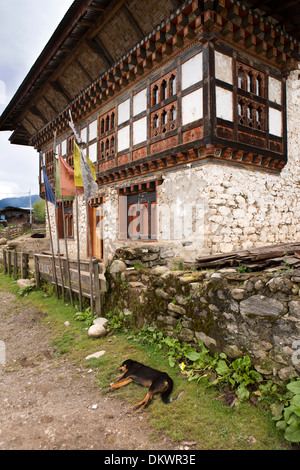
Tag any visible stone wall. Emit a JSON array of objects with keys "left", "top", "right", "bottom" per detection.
[
  {"left": 106, "top": 245, "right": 300, "bottom": 382},
  {"left": 47, "top": 195, "right": 87, "bottom": 260}
]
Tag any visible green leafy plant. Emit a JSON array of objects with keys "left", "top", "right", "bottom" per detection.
[
  {"left": 105, "top": 309, "right": 127, "bottom": 331},
  {"left": 18, "top": 284, "right": 34, "bottom": 297},
  {"left": 74, "top": 307, "right": 95, "bottom": 327},
  {"left": 272, "top": 379, "right": 300, "bottom": 443}
]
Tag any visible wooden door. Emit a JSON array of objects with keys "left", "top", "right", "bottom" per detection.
[{"left": 91, "top": 205, "right": 103, "bottom": 259}]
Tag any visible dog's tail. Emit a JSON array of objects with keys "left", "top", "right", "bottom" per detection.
[{"left": 161, "top": 376, "right": 174, "bottom": 404}]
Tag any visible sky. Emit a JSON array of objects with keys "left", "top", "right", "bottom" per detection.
[{"left": 0, "top": 0, "right": 74, "bottom": 200}]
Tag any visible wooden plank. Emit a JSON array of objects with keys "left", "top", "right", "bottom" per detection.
[
  {"left": 34, "top": 255, "right": 41, "bottom": 289},
  {"left": 195, "top": 242, "right": 300, "bottom": 270},
  {"left": 13, "top": 251, "right": 18, "bottom": 280}
]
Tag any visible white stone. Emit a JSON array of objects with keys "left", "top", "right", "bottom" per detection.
[
  {"left": 85, "top": 350, "right": 105, "bottom": 360},
  {"left": 109, "top": 260, "right": 126, "bottom": 279},
  {"left": 88, "top": 324, "right": 107, "bottom": 338}
]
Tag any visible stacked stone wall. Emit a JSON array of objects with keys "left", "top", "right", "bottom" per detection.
[{"left": 107, "top": 245, "right": 300, "bottom": 382}]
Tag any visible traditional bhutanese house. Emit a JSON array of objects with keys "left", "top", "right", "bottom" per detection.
[{"left": 0, "top": 0, "right": 300, "bottom": 263}]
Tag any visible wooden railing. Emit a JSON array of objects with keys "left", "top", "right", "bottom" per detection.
[
  {"left": 2, "top": 249, "right": 29, "bottom": 279},
  {"left": 34, "top": 253, "right": 106, "bottom": 315}
]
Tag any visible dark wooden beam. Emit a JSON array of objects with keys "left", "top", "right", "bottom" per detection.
[
  {"left": 74, "top": 59, "right": 94, "bottom": 82},
  {"left": 50, "top": 80, "right": 72, "bottom": 102},
  {"left": 29, "top": 105, "right": 48, "bottom": 125},
  {"left": 85, "top": 38, "right": 114, "bottom": 67},
  {"left": 121, "top": 4, "right": 145, "bottom": 39}
]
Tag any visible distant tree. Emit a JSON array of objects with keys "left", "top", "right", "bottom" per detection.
[{"left": 33, "top": 199, "right": 46, "bottom": 223}]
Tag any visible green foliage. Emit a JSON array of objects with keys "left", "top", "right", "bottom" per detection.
[
  {"left": 33, "top": 199, "right": 46, "bottom": 223},
  {"left": 272, "top": 379, "right": 300, "bottom": 443},
  {"left": 105, "top": 309, "right": 127, "bottom": 331},
  {"left": 128, "top": 326, "right": 264, "bottom": 402},
  {"left": 18, "top": 284, "right": 34, "bottom": 297},
  {"left": 129, "top": 325, "right": 300, "bottom": 445},
  {"left": 74, "top": 307, "right": 95, "bottom": 327},
  {"left": 237, "top": 263, "right": 252, "bottom": 273}
]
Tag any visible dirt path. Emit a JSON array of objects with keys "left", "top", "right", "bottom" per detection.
[{"left": 0, "top": 291, "right": 182, "bottom": 451}]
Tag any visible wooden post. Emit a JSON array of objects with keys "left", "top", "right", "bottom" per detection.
[
  {"left": 61, "top": 198, "right": 74, "bottom": 307},
  {"left": 42, "top": 152, "right": 59, "bottom": 298},
  {"left": 45, "top": 184, "right": 59, "bottom": 298},
  {"left": 85, "top": 199, "right": 94, "bottom": 316},
  {"left": 22, "top": 253, "right": 29, "bottom": 279},
  {"left": 13, "top": 251, "right": 18, "bottom": 280},
  {"left": 75, "top": 188, "right": 83, "bottom": 311},
  {"left": 34, "top": 255, "right": 41, "bottom": 289},
  {"left": 53, "top": 132, "right": 66, "bottom": 302},
  {"left": 3, "top": 249, "right": 7, "bottom": 274},
  {"left": 7, "top": 250, "right": 11, "bottom": 276},
  {"left": 93, "top": 261, "right": 101, "bottom": 315}
]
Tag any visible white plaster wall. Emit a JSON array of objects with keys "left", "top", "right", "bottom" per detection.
[
  {"left": 154, "top": 67, "right": 300, "bottom": 260},
  {"left": 46, "top": 69, "right": 300, "bottom": 264}
]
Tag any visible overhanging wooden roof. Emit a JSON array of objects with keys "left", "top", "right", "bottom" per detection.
[{"left": 1, "top": 0, "right": 299, "bottom": 147}]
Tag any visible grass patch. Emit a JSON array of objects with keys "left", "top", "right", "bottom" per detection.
[{"left": 0, "top": 271, "right": 290, "bottom": 450}]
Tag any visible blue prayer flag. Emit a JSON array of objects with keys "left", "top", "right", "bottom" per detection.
[{"left": 43, "top": 166, "right": 56, "bottom": 205}]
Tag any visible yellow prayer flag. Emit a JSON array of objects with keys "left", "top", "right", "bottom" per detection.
[{"left": 73, "top": 141, "right": 96, "bottom": 187}]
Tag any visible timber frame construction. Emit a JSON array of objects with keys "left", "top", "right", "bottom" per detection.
[{"left": 0, "top": 0, "right": 300, "bottom": 196}]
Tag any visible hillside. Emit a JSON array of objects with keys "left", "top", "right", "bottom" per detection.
[{"left": 0, "top": 195, "right": 40, "bottom": 209}]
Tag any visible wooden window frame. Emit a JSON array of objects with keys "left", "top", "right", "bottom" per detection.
[{"left": 119, "top": 190, "right": 157, "bottom": 241}]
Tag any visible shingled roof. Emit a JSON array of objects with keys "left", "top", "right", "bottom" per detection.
[{"left": 1, "top": 0, "right": 299, "bottom": 146}]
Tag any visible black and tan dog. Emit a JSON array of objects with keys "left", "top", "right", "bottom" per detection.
[{"left": 108, "top": 359, "right": 173, "bottom": 410}]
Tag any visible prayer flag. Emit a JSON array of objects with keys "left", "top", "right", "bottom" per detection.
[
  {"left": 43, "top": 166, "right": 56, "bottom": 205},
  {"left": 80, "top": 150, "right": 98, "bottom": 202},
  {"left": 73, "top": 141, "right": 96, "bottom": 187},
  {"left": 73, "top": 141, "right": 97, "bottom": 202},
  {"left": 73, "top": 141, "right": 83, "bottom": 187},
  {"left": 57, "top": 155, "right": 76, "bottom": 197}
]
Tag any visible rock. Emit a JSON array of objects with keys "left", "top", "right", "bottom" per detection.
[
  {"left": 231, "top": 288, "right": 245, "bottom": 300},
  {"left": 109, "top": 260, "right": 126, "bottom": 279},
  {"left": 0, "top": 238, "right": 7, "bottom": 245},
  {"left": 195, "top": 331, "right": 217, "bottom": 349},
  {"left": 278, "top": 367, "right": 293, "bottom": 381},
  {"left": 268, "top": 277, "right": 293, "bottom": 293},
  {"left": 88, "top": 317, "right": 108, "bottom": 338},
  {"left": 289, "top": 300, "right": 300, "bottom": 318},
  {"left": 179, "top": 275, "right": 197, "bottom": 285},
  {"left": 178, "top": 328, "right": 194, "bottom": 342},
  {"left": 240, "top": 295, "right": 286, "bottom": 318},
  {"left": 151, "top": 266, "right": 170, "bottom": 275},
  {"left": 85, "top": 350, "right": 105, "bottom": 360},
  {"left": 167, "top": 302, "right": 186, "bottom": 315},
  {"left": 155, "top": 288, "right": 171, "bottom": 300},
  {"left": 88, "top": 324, "right": 107, "bottom": 338},
  {"left": 93, "top": 317, "right": 108, "bottom": 328},
  {"left": 123, "top": 308, "right": 132, "bottom": 316},
  {"left": 17, "top": 279, "right": 35, "bottom": 290},
  {"left": 223, "top": 344, "right": 243, "bottom": 359}
]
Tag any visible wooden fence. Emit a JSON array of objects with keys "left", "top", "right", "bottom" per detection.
[
  {"left": 2, "top": 249, "right": 29, "bottom": 279},
  {"left": 0, "top": 223, "right": 31, "bottom": 240},
  {"left": 34, "top": 254, "right": 107, "bottom": 315}
]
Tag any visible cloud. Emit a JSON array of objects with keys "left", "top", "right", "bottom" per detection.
[{"left": 0, "top": 0, "right": 74, "bottom": 200}]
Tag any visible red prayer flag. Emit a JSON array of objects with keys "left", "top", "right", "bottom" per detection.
[{"left": 58, "top": 155, "right": 81, "bottom": 197}]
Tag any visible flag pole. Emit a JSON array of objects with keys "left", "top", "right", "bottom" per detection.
[
  {"left": 53, "top": 132, "right": 65, "bottom": 302},
  {"left": 61, "top": 194, "right": 74, "bottom": 307},
  {"left": 69, "top": 110, "right": 95, "bottom": 316},
  {"left": 75, "top": 186, "right": 83, "bottom": 311},
  {"left": 42, "top": 153, "right": 59, "bottom": 299},
  {"left": 83, "top": 163, "right": 94, "bottom": 317},
  {"left": 68, "top": 110, "right": 83, "bottom": 311}
]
